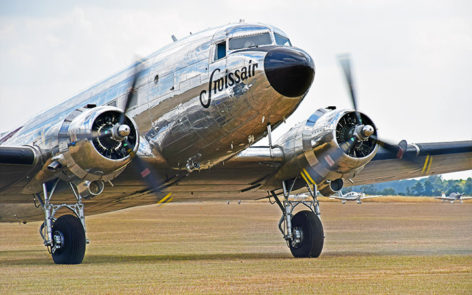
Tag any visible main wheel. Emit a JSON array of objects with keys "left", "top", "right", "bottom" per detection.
[
  {"left": 51, "top": 214, "right": 86, "bottom": 264},
  {"left": 289, "top": 210, "right": 324, "bottom": 258}
]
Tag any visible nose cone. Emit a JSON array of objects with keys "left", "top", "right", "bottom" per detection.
[{"left": 264, "top": 47, "right": 315, "bottom": 97}]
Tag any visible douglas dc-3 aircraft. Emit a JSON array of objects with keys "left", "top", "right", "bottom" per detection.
[
  {"left": 1, "top": 22, "right": 472, "bottom": 264},
  {"left": 436, "top": 192, "right": 472, "bottom": 203}
]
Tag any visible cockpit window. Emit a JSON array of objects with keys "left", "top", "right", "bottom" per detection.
[
  {"left": 228, "top": 32, "right": 272, "bottom": 50},
  {"left": 274, "top": 33, "right": 292, "bottom": 46}
]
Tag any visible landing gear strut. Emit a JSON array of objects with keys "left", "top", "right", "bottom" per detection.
[
  {"left": 270, "top": 179, "right": 324, "bottom": 258},
  {"left": 34, "top": 179, "right": 87, "bottom": 264}
]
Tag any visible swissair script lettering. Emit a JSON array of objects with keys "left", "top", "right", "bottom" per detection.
[{"left": 199, "top": 61, "right": 258, "bottom": 108}]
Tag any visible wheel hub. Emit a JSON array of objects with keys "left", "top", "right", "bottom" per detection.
[
  {"left": 291, "top": 226, "right": 304, "bottom": 248},
  {"left": 52, "top": 230, "right": 64, "bottom": 253}
]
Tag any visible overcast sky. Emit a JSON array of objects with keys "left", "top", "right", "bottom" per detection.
[{"left": 0, "top": 0, "right": 470, "bottom": 179}]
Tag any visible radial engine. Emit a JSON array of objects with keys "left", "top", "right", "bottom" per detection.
[
  {"left": 268, "top": 107, "right": 378, "bottom": 196},
  {"left": 25, "top": 106, "right": 139, "bottom": 196}
]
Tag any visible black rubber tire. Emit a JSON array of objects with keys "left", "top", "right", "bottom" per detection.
[
  {"left": 289, "top": 210, "right": 324, "bottom": 258},
  {"left": 51, "top": 214, "right": 86, "bottom": 264}
]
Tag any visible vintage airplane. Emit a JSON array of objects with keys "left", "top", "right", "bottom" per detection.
[
  {"left": 329, "top": 190, "right": 378, "bottom": 204},
  {"left": 435, "top": 192, "right": 472, "bottom": 203},
  {"left": 1, "top": 21, "right": 471, "bottom": 264}
]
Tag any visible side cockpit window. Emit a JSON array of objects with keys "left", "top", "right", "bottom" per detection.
[
  {"left": 215, "top": 41, "right": 226, "bottom": 60},
  {"left": 274, "top": 33, "right": 292, "bottom": 47},
  {"left": 228, "top": 32, "right": 272, "bottom": 50}
]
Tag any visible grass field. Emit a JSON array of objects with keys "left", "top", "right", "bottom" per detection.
[
  {"left": 1, "top": 200, "right": 471, "bottom": 294},
  {"left": 319, "top": 195, "right": 472, "bottom": 203}
]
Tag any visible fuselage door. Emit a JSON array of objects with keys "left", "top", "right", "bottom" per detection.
[
  {"left": 199, "top": 36, "right": 228, "bottom": 109},
  {"left": 210, "top": 38, "right": 228, "bottom": 76}
]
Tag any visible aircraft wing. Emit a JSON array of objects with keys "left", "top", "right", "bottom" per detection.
[
  {"left": 329, "top": 194, "right": 377, "bottom": 200},
  {"left": 328, "top": 195, "right": 348, "bottom": 200},
  {"left": 360, "top": 195, "right": 380, "bottom": 199},
  {"left": 435, "top": 197, "right": 453, "bottom": 200},
  {"left": 1, "top": 141, "right": 471, "bottom": 222},
  {"left": 347, "top": 141, "right": 472, "bottom": 186},
  {"left": 222, "top": 141, "right": 472, "bottom": 190},
  {"left": 0, "top": 145, "right": 281, "bottom": 222},
  {"left": 142, "top": 140, "right": 472, "bottom": 200}
]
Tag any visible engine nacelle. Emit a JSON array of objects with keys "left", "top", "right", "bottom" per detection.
[
  {"left": 268, "top": 108, "right": 378, "bottom": 194},
  {"left": 53, "top": 106, "right": 139, "bottom": 182}
]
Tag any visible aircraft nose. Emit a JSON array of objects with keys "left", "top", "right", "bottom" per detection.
[{"left": 264, "top": 47, "right": 315, "bottom": 97}]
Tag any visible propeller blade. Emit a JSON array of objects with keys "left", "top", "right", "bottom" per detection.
[
  {"left": 72, "top": 59, "right": 145, "bottom": 143},
  {"left": 128, "top": 148, "right": 172, "bottom": 203},
  {"left": 370, "top": 136, "right": 422, "bottom": 167},
  {"left": 338, "top": 54, "right": 362, "bottom": 125},
  {"left": 295, "top": 54, "right": 427, "bottom": 194},
  {"left": 371, "top": 135, "right": 401, "bottom": 157},
  {"left": 119, "top": 59, "right": 145, "bottom": 125},
  {"left": 337, "top": 54, "right": 417, "bottom": 163},
  {"left": 370, "top": 135, "right": 409, "bottom": 160},
  {"left": 66, "top": 57, "right": 177, "bottom": 204}
]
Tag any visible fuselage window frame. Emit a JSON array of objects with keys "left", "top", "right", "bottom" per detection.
[
  {"left": 214, "top": 40, "right": 227, "bottom": 61},
  {"left": 274, "top": 32, "right": 292, "bottom": 47},
  {"left": 228, "top": 32, "right": 273, "bottom": 51}
]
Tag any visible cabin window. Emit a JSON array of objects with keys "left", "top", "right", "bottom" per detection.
[
  {"left": 228, "top": 32, "right": 272, "bottom": 50},
  {"left": 215, "top": 41, "right": 226, "bottom": 60},
  {"left": 274, "top": 33, "right": 292, "bottom": 46}
]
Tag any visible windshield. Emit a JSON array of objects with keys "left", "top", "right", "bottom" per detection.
[
  {"left": 274, "top": 33, "right": 292, "bottom": 46},
  {"left": 229, "top": 32, "right": 272, "bottom": 50}
]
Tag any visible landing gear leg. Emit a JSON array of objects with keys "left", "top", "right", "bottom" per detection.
[
  {"left": 35, "top": 180, "right": 87, "bottom": 264},
  {"left": 270, "top": 179, "right": 324, "bottom": 258}
]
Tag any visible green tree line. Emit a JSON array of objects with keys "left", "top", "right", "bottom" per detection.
[{"left": 345, "top": 175, "right": 472, "bottom": 196}]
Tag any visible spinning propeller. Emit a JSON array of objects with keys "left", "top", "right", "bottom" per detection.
[
  {"left": 297, "top": 55, "right": 419, "bottom": 192},
  {"left": 89, "top": 59, "right": 173, "bottom": 204},
  {"left": 337, "top": 54, "right": 408, "bottom": 160}
]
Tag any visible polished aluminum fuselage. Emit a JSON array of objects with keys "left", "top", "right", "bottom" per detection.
[{"left": 3, "top": 23, "right": 305, "bottom": 172}]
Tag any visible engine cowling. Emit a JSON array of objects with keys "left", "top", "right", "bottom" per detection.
[
  {"left": 268, "top": 108, "right": 378, "bottom": 194},
  {"left": 53, "top": 106, "right": 139, "bottom": 182}
]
